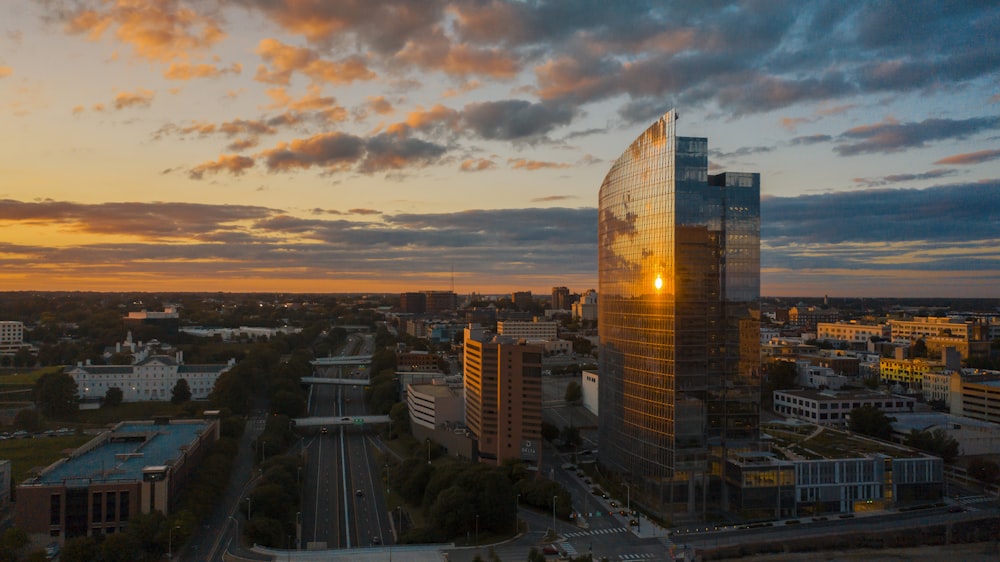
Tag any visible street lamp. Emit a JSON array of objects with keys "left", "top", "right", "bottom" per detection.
[
  {"left": 552, "top": 496, "right": 557, "bottom": 531},
  {"left": 168, "top": 525, "right": 180, "bottom": 560},
  {"left": 245, "top": 496, "right": 252, "bottom": 520},
  {"left": 514, "top": 493, "right": 520, "bottom": 533},
  {"left": 626, "top": 484, "right": 631, "bottom": 513},
  {"left": 475, "top": 513, "right": 479, "bottom": 547}
]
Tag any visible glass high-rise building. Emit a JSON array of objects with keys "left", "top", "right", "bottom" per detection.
[{"left": 597, "top": 109, "right": 760, "bottom": 514}]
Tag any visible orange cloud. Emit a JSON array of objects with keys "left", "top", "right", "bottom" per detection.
[
  {"left": 367, "top": 96, "right": 394, "bottom": 115},
  {"left": 779, "top": 117, "right": 810, "bottom": 131},
  {"left": 460, "top": 158, "right": 496, "bottom": 172},
  {"left": 443, "top": 80, "right": 482, "bottom": 98},
  {"left": 934, "top": 149, "right": 1000, "bottom": 165},
  {"left": 0, "top": 66, "right": 11, "bottom": 78},
  {"left": 255, "top": 38, "right": 375, "bottom": 86},
  {"left": 63, "top": 0, "right": 225, "bottom": 62},
  {"left": 396, "top": 28, "right": 519, "bottom": 78},
  {"left": 113, "top": 88, "right": 155, "bottom": 110},
  {"left": 163, "top": 62, "right": 241, "bottom": 80},
  {"left": 386, "top": 104, "right": 460, "bottom": 136},
  {"left": 189, "top": 154, "right": 255, "bottom": 179},
  {"left": 508, "top": 158, "right": 570, "bottom": 171}
]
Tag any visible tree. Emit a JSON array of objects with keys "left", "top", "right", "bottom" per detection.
[
  {"left": 561, "top": 425, "right": 582, "bottom": 448},
  {"left": 564, "top": 381, "right": 582, "bottom": 404},
  {"left": 904, "top": 429, "right": 959, "bottom": 463},
  {"left": 33, "top": 370, "right": 79, "bottom": 419},
  {"left": 13, "top": 408, "right": 40, "bottom": 431},
  {"left": 171, "top": 378, "right": 192, "bottom": 404},
  {"left": 967, "top": 458, "right": 1000, "bottom": 484},
  {"left": 911, "top": 338, "right": 928, "bottom": 358},
  {"left": 848, "top": 405, "right": 892, "bottom": 440},
  {"left": 0, "top": 528, "right": 29, "bottom": 562},
  {"left": 103, "top": 386, "right": 124, "bottom": 408},
  {"left": 540, "top": 421, "right": 560, "bottom": 441}
]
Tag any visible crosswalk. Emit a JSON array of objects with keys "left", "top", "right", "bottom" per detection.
[
  {"left": 559, "top": 542, "right": 578, "bottom": 557},
  {"left": 563, "top": 527, "right": 628, "bottom": 539},
  {"left": 957, "top": 495, "right": 993, "bottom": 505},
  {"left": 618, "top": 553, "right": 657, "bottom": 560}
]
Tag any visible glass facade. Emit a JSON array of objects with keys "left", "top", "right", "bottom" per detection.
[{"left": 597, "top": 109, "right": 760, "bottom": 511}]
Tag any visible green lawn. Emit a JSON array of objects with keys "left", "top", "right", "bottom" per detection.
[{"left": 0, "top": 434, "right": 92, "bottom": 485}]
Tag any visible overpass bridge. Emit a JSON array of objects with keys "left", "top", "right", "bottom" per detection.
[
  {"left": 292, "top": 415, "right": 390, "bottom": 428},
  {"left": 310, "top": 355, "right": 373, "bottom": 377},
  {"left": 301, "top": 377, "right": 371, "bottom": 385}
]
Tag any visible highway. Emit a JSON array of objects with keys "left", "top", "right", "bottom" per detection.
[{"left": 299, "top": 333, "right": 390, "bottom": 552}]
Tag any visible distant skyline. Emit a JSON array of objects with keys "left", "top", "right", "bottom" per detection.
[{"left": 1, "top": 1, "right": 998, "bottom": 297}]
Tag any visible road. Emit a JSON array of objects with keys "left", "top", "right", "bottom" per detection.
[{"left": 300, "top": 333, "right": 389, "bottom": 552}]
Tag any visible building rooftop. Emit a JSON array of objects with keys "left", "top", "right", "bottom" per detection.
[
  {"left": 409, "top": 383, "right": 459, "bottom": 398},
  {"left": 774, "top": 388, "right": 912, "bottom": 402},
  {"left": 26, "top": 421, "right": 208, "bottom": 486},
  {"left": 762, "top": 421, "right": 927, "bottom": 461},
  {"left": 891, "top": 412, "right": 1000, "bottom": 433}
]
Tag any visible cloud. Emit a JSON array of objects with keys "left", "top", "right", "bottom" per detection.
[
  {"left": 189, "top": 155, "right": 256, "bottom": 179},
  {"left": 113, "top": 88, "right": 155, "bottom": 110},
  {"left": 359, "top": 133, "right": 447, "bottom": 173},
  {"left": 460, "top": 158, "right": 496, "bottom": 172},
  {"left": 0, "top": 199, "right": 275, "bottom": 240},
  {"left": 852, "top": 169, "right": 958, "bottom": 188},
  {"left": 258, "top": 132, "right": 366, "bottom": 173},
  {"left": 790, "top": 134, "right": 832, "bottom": 146},
  {"left": 396, "top": 28, "right": 520, "bottom": 78},
  {"left": 710, "top": 146, "right": 774, "bottom": 160},
  {"left": 254, "top": 38, "right": 375, "bottom": 86},
  {"left": 0, "top": 66, "right": 11, "bottom": 78},
  {"left": 531, "top": 195, "right": 576, "bottom": 203},
  {"left": 935, "top": 149, "right": 1000, "bottom": 165},
  {"left": 508, "top": 158, "right": 570, "bottom": 171},
  {"left": 763, "top": 182, "right": 1000, "bottom": 247},
  {"left": 462, "top": 99, "right": 576, "bottom": 141},
  {"left": 61, "top": 0, "right": 225, "bottom": 62},
  {"left": 163, "top": 62, "right": 241, "bottom": 80},
  {"left": 835, "top": 116, "right": 1000, "bottom": 156}
]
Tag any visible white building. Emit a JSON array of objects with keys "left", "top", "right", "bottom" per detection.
[
  {"left": 581, "top": 370, "right": 599, "bottom": 416},
  {"left": 891, "top": 412, "right": 1000, "bottom": 457},
  {"left": 817, "top": 322, "right": 888, "bottom": 344},
  {"left": 773, "top": 389, "right": 915, "bottom": 426},
  {"left": 796, "top": 362, "right": 848, "bottom": 390},
  {"left": 67, "top": 352, "right": 235, "bottom": 403},
  {"left": 572, "top": 290, "right": 597, "bottom": 322},
  {"left": 406, "top": 383, "right": 465, "bottom": 430},
  {"left": 497, "top": 320, "right": 558, "bottom": 340},
  {"left": 0, "top": 321, "right": 25, "bottom": 356}
]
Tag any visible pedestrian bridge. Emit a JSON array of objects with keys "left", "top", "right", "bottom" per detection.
[
  {"left": 301, "top": 377, "right": 371, "bottom": 385},
  {"left": 310, "top": 355, "right": 372, "bottom": 366},
  {"left": 293, "top": 415, "right": 390, "bottom": 427}
]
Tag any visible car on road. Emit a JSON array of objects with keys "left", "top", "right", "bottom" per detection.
[
  {"left": 320, "top": 427, "right": 329, "bottom": 434},
  {"left": 341, "top": 417, "right": 351, "bottom": 422},
  {"left": 948, "top": 505, "right": 964, "bottom": 513},
  {"left": 609, "top": 501, "right": 617, "bottom": 508},
  {"left": 356, "top": 489, "right": 364, "bottom": 497},
  {"left": 541, "top": 545, "right": 559, "bottom": 555},
  {"left": 372, "top": 536, "right": 380, "bottom": 544},
  {"left": 629, "top": 519, "right": 639, "bottom": 526}
]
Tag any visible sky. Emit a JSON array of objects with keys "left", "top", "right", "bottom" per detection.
[{"left": 0, "top": 1, "right": 998, "bottom": 298}]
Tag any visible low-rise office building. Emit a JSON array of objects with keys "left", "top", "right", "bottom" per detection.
[
  {"left": 728, "top": 422, "right": 943, "bottom": 519},
  {"left": 773, "top": 389, "right": 915, "bottom": 426},
  {"left": 15, "top": 419, "right": 218, "bottom": 544}
]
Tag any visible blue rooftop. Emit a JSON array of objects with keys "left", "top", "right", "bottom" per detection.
[{"left": 35, "top": 421, "right": 207, "bottom": 485}]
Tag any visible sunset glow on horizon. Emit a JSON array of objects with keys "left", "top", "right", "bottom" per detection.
[{"left": 1, "top": 2, "right": 998, "bottom": 297}]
